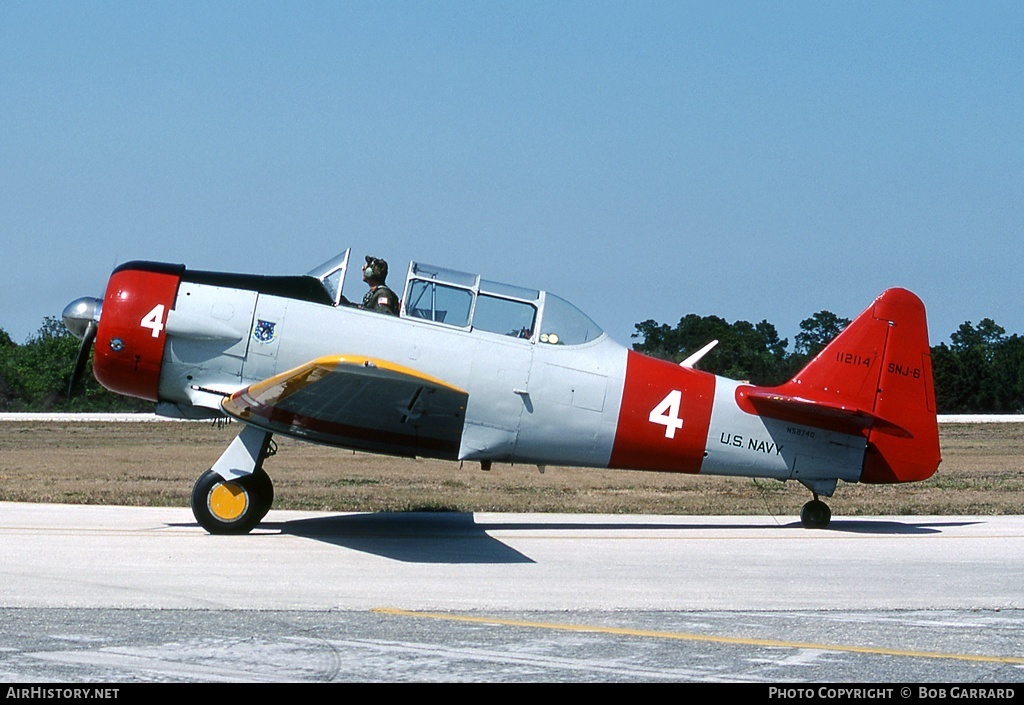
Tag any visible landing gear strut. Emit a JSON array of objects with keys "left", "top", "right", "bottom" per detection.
[
  {"left": 191, "top": 425, "right": 276, "bottom": 535},
  {"left": 800, "top": 494, "right": 832, "bottom": 529}
]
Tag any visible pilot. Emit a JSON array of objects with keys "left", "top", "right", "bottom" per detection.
[{"left": 357, "top": 256, "right": 400, "bottom": 315}]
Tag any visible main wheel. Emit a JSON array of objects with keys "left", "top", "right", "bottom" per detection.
[
  {"left": 191, "top": 469, "right": 272, "bottom": 535},
  {"left": 248, "top": 467, "right": 274, "bottom": 521},
  {"left": 800, "top": 499, "right": 832, "bottom": 529}
]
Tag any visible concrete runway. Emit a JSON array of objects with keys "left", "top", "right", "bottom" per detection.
[{"left": 2, "top": 502, "right": 1023, "bottom": 682}]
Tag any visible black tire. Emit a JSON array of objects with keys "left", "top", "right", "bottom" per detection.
[
  {"left": 191, "top": 469, "right": 272, "bottom": 535},
  {"left": 800, "top": 499, "right": 832, "bottom": 529},
  {"left": 249, "top": 467, "right": 274, "bottom": 521}
]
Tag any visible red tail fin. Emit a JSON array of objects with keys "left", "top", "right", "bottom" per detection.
[{"left": 743, "top": 288, "right": 940, "bottom": 483}]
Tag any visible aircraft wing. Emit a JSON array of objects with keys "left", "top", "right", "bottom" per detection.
[
  {"left": 221, "top": 355, "right": 468, "bottom": 459},
  {"left": 739, "top": 388, "right": 913, "bottom": 438}
]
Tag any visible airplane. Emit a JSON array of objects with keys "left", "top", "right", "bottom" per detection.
[{"left": 61, "top": 249, "right": 941, "bottom": 534}]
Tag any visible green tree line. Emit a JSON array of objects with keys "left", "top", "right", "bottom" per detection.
[
  {"left": 0, "top": 318, "right": 148, "bottom": 412},
  {"left": 1, "top": 312, "right": 1022, "bottom": 413},
  {"left": 632, "top": 312, "right": 1024, "bottom": 414}
]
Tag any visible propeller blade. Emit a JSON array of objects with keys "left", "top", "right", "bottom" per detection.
[{"left": 67, "top": 320, "right": 97, "bottom": 399}]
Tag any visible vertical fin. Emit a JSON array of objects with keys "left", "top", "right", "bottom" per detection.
[{"left": 775, "top": 288, "right": 940, "bottom": 483}]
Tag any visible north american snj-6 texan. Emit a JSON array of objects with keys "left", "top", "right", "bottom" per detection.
[{"left": 62, "top": 249, "right": 941, "bottom": 534}]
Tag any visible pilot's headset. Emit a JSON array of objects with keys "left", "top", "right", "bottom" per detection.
[{"left": 364, "top": 256, "right": 388, "bottom": 282}]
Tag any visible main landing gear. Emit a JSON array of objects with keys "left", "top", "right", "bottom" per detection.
[
  {"left": 800, "top": 494, "right": 832, "bottom": 529},
  {"left": 191, "top": 425, "right": 276, "bottom": 535}
]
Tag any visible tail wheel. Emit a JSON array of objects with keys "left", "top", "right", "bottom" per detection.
[
  {"left": 191, "top": 468, "right": 273, "bottom": 535},
  {"left": 800, "top": 499, "right": 832, "bottom": 529}
]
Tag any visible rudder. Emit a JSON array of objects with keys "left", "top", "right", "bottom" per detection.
[{"left": 860, "top": 289, "right": 940, "bottom": 483}]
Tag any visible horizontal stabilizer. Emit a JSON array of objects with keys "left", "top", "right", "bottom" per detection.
[
  {"left": 222, "top": 355, "right": 468, "bottom": 459},
  {"left": 739, "top": 388, "right": 912, "bottom": 438}
]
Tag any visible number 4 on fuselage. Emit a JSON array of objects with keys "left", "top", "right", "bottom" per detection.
[{"left": 62, "top": 249, "right": 941, "bottom": 534}]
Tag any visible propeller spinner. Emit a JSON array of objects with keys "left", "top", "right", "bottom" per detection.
[{"left": 62, "top": 296, "right": 102, "bottom": 398}]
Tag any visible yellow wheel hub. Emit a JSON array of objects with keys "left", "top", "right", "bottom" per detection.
[{"left": 208, "top": 481, "right": 248, "bottom": 522}]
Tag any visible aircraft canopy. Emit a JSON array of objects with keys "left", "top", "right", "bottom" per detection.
[{"left": 307, "top": 250, "right": 603, "bottom": 346}]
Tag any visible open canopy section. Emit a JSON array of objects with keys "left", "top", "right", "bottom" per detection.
[{"left": 306, "top": 249, "right": 351, "bottom": 306}]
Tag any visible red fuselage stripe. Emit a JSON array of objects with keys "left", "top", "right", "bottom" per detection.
[{"left": 608, "top": 351, "right": 715, "bottom": 473}]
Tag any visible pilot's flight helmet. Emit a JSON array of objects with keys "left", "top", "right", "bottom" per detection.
[{"left": 364, "top": 256, "right": 388, "bottom": 282}]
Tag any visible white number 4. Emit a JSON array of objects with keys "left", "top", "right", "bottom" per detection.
[
  {"left": 649, "top": 390, "right": 684, "bottom": 439},
  {"left": 140, "top": 304, "right": 166, "bottom": 338}
]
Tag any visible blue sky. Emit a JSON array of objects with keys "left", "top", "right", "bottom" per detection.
[{"left": 1, "top": 1, "right": 1021, "bottom": 350}]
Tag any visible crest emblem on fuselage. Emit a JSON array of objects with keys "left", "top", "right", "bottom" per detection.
[{"left": 253, "top": 319, "right": 277, "bottom": 344}]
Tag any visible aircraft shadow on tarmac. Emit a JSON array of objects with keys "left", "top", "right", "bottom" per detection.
[
  {"left": 206, "top": 512, "right": 983, "bottom": 564},
  {"left": 818, "top": 519, "right": 982, "bottom": 534},
  {"left": 268, "top": 512, "right": 534, "bottom": 564}
]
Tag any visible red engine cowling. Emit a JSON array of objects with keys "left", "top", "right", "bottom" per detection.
[{"left": 93, "top": 262, "right": 183, "bottom": 401}]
